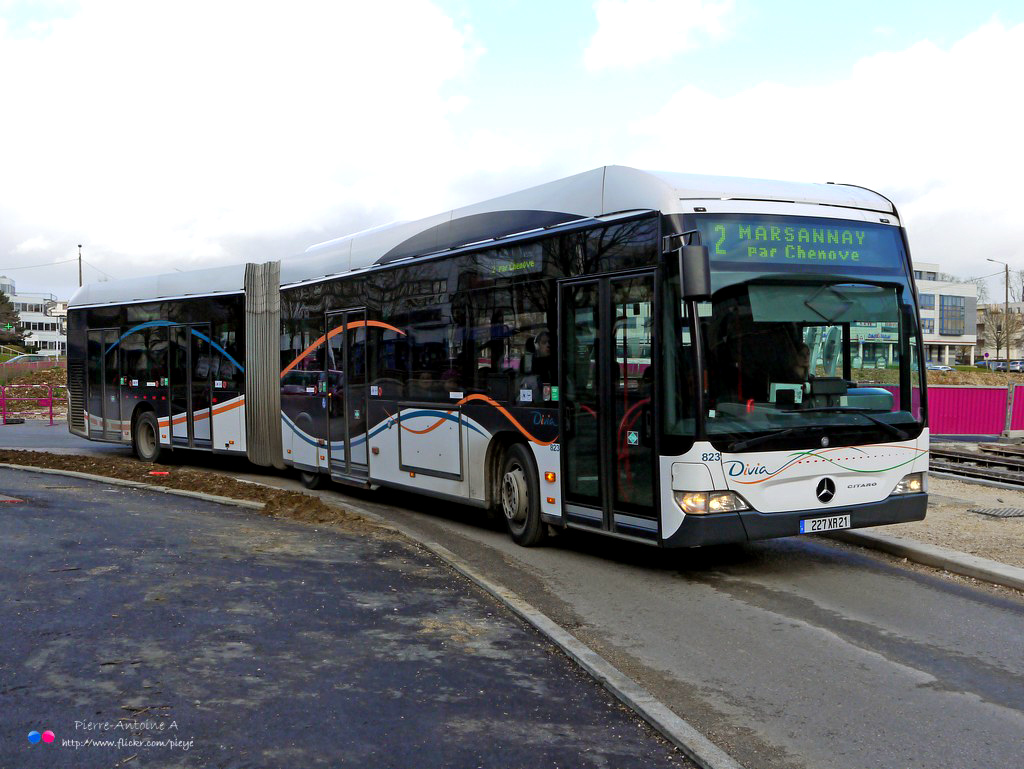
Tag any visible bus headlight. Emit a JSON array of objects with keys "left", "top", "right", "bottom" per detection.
[
  {"left": 674, "top": 490, "right": 750, "bottom": 514},
  {"left": 891, "top": 472, "right": 926, "bottom": 495}
]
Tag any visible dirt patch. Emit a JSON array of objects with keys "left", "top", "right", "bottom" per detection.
[
  {"left": 921, "top": 369, "right": 1024, "bottom": 387},
  {"left": 0, "top": 448, "right": 382, "bottom": 535},
  {"left": 1, "top": 366, "right": 67, "bottom": 419},
  {"left": 7, "top": 365, "right": 67, "bottom": 388},
  {"left": 873, "top": 475, "right": 1024, "bottom": 569}
]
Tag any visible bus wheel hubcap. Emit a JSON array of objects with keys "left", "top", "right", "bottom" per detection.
[{"left": 502, "top": 466, "right": 528, "bottom": 525}]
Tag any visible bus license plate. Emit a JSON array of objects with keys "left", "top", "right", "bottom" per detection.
[{"left": 799, "top": 514, "right": 851, "bottom": 534}]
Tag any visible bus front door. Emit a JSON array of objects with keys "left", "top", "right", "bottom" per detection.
[
  {"left": 168, "top": 323, "right": 213, "bottom": 449},
  {"left": 326, "top": 308, "right": 369, "bottom": 481},
  {"left": 559, "top": 272, "right": 659, "bottom": 539},
  {"left": 86, "top": 328, "right": 121, "bottom": 440}
]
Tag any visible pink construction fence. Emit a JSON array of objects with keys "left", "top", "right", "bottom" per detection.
[
  {"left": 0, "top": 385, "right": 66, "bottom": 426},
  {"left": 880, "top": 385, "right": 1024, "bottom": 435}
]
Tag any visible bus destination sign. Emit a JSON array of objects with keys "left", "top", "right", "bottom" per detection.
[{"left": 696, "top": 215, "right": 902, "bottom": 270}]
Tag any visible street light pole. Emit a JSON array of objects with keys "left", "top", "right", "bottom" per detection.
[{"left": 988, "top": 258, "right": 1010, "bottom": 368}]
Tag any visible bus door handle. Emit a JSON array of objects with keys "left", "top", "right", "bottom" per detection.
[
  {"left": 564, "top": 402, "right": 575, "bottom": 437},
  {"left": 642, "top": 404, "right": 654, "bottom": 446}
]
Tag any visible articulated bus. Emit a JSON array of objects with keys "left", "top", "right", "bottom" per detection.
[{"left": 67, "top": 166, "right": 928, "bottom": 547}]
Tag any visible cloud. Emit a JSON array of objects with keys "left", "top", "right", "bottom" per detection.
[
  {"left": 624, "top": 20, "right": 1024, "bottom": 282},
  {"left": 583, "top": 0, "right": 734, "bottom": 71},
  {"left": 0, "top": 0, "right": 479, "bottom": 293},
  {"left": 14, "top": 236, "right": 53, "bottom": 253}
]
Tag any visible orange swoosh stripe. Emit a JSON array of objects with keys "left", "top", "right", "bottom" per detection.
[
  {"left": 162, "top": 397, "right": 246, "bottom": 426},
  {"left": 398, "top": 393, "right": 556, "bottom": 447},
  {"left": 280, "top": 320, "right": 406, "bottom": 377}
]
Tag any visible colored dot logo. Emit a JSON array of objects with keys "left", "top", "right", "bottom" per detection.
[{"left": 28, "top": 729, "right": 55, "bottom": 744}]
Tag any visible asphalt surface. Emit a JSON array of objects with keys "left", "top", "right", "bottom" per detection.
[
  {"left": 0, "top": 420, "right": 129, "bottom": 452},
  {"left": 309, "top": 487, "right": 1024, "bottom": 769},
  {"left": 0, "top": 468, "right": 694, "bottom": 769}
]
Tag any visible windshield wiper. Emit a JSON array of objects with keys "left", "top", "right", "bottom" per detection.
[
  {"left": 784, "top": 407, "right": 910, "bottom": 441},
  {"left": 728, "top": 428, "right": 799, "bottom": 453}
]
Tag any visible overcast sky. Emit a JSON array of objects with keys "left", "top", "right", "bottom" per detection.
[{"left": 2, "top": 0, "right": 1022, "bottom": 300}]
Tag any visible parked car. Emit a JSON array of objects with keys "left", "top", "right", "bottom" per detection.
[
  {"left": 925, "top": 362, "right": 953, "bottom": 372},
  {"left": 1010, "top": 361, "right": 1024, "bottom": 372},
  {"left": 1, "top": 353, "right": 54, "bottom": 364},
  {"left": 992, "top": 361, "right": 1008, "bottom": 371}
]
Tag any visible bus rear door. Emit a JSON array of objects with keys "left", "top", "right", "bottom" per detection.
[
  {"left": 168, "top": 323, "right": 213, "bottom": 449},
  {"left": 86, "top": 328, "right": 121, "bottom": 440}
]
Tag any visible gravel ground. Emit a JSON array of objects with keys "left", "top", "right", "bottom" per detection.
[{"left": 874, "top": 474, "right": 1024, "bottom": 568}]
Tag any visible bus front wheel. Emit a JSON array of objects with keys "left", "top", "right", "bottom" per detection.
[
  {"left": 299, "top": 470, "right": 325, "bottom": 489},
  {"left": 132, "top": 411, "right": 162, "bottom": 463},
  {"left": 500, "top": 443, "right": 546, "bottom": 547}
]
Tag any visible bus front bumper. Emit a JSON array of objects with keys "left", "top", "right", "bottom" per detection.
[{"left": 662, "top": 493, "right": 928, "bottom": 548}]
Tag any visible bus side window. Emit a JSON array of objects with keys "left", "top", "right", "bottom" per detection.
[{"left": 281, "top": 316, "right": 324, "bottom": 391}]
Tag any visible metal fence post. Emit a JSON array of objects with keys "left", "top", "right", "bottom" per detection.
[{"left": 1004, "top": 383, "right": 1016, "bottom": 437}]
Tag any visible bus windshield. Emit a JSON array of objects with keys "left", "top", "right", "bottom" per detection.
[
  {"left": 661, "top": 213, "right": 925, "bottom": 451},
  {"left": 699, "top": 279, "right": 923, "bottom": 449}
]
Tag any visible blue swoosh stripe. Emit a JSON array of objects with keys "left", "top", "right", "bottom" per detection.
[
  {"left": 283, "top": 409, "right": 487, "bottom": 452},
  {"left": 103, "top": 320, "right": 244, "bottom": 373}
]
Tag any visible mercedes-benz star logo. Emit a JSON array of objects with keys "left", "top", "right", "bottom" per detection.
[{"left": 816, "top": 477, "right": 836, "bottom": 503}]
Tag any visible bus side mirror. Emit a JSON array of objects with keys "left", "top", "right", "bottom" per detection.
[{"left": 680, "top": 244, "right": 710, "bottom": 299}]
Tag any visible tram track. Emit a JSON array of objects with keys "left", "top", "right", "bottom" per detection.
[{"left": 929, "top": 444, "right": 1024, "bottom": 487}]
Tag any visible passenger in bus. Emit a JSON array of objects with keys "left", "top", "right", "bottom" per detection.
[
  {"left": 410, "top": 370, "right": 435, "bottom": 400},
  {"left": 441, "top": 369, "right": 460, "bottom": 396},
  {"left": 517, "top": 330, "right": 554, "bottom": 404},
  {"left": 790, "top": 342, "right": 812, "bottom": 382},
  {"left": 530, "top": 331, "right": 553, "bottom": 385}
]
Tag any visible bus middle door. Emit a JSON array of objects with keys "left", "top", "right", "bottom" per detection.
[
  {"left": 325, "top": 308, "right": 369, "bottom": 481},
  {"left": 559, "top": 271, "right": 659, "bottom": 540}
]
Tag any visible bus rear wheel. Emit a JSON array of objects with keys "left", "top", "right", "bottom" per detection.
[
  {"left": 132, "top": 411, "right": 162, "bottom": 463},
  {"left": 500, "top": 443, "right": 546, "bottom": 547}
]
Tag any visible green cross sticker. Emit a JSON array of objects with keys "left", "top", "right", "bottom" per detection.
[{"left": 2, "top": 323, "right": 13, "bottom": 331}]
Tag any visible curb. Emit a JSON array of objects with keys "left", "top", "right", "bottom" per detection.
[
  {"left": 0, "top": 463, "right": 266, "bottom": 510},
  {"left": 828, "top": 529, "right": 1024, "bottom": 592},
  {"left": 336, "top": 498, "right": 746, "bottom": 769}
]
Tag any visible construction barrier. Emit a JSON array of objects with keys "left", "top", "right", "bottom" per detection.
[{"left": 0, "top": 385, "right": 67, "bottom": 426}]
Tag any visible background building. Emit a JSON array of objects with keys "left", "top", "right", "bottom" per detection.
[
  {"left": 913, "top": 262, "right": 978, "bottom": 365},
  {"left": 0, "top": 275, "right": 68, "bottom": 354},
  {"left": 975, "top": 301, "right": 1024, "bottom": 363}
]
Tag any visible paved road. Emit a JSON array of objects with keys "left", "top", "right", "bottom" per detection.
[
  {"left": 0, "top": 419, "right": 130, "bottom": 453},
  {"left": 0, "top": 468, "right": 694, "bottom": 769},
  {"left": 6, "top": 421, "right": 1024, "bottom": 769}
]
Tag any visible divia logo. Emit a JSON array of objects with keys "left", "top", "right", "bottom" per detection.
[
  {"left": 28, "top": 729, "right": 56, "bottom": 744},
  {"left": 531, "top": 411, "right": 557, "bottom": 427},
  {"left": 724, "top": 460, "right": 771, "bottom": 478}
]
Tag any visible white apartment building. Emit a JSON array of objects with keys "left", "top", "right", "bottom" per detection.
[
  {"left": 0, "top": 275, "right": 68, "bottom": 354},
  {"left": 913, "top": 262, "right": 978, "bottom": 365}
]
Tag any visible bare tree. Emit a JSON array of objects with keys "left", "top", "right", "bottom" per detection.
[
  {"left": 1013, "top": 269, "right": 1024, "bottom": 303},
  {"left": 979, "top": 306, "right": 1024, "bottom": 359},
  {"left": 964, "top": 275, "right": 990, "bottom": 304}
]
